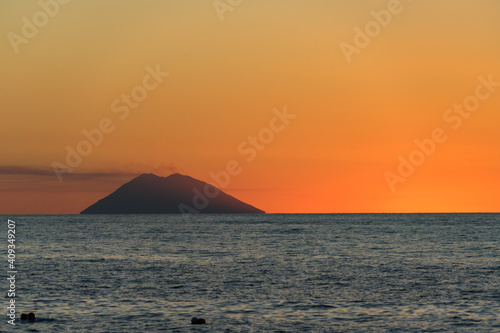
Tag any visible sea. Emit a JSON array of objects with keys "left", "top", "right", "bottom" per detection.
[{"left": 2, "top": 213, "right": 499, "bottom": 332}]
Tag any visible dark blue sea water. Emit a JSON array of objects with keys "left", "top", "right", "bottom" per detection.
[{"left": 2, "top": 214, "right": 500, "bottom": 332}]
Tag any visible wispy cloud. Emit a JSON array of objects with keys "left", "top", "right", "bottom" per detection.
[
  {"left": 148, "top": 163, "right": 178, "bottom": 175},
  {"left": 0, "top": 166, "right": 139, "bottom": 181}
]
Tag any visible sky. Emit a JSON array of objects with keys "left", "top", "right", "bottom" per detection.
[{"left": 1, "top": 0, "right": 499, "bottom": 214}]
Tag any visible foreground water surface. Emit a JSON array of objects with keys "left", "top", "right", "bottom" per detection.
[{"left": 3, "top": 213, "right": 500, "bottom": 332}]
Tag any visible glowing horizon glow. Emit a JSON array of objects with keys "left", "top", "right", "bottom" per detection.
[{"left": 1, "top": 0, "right": 499, "bottom": 214}]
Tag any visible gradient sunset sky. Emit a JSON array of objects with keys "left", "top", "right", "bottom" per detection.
[{"left": 1, "top": 0, "right": 499, "bottom": 214}]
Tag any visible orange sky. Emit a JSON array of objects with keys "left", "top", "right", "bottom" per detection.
[{"left": 1, "top": 0, "right": 499, "bottom": 214}]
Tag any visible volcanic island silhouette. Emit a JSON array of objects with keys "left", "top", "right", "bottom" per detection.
[{"left": 80, "top": 173, "right": 265, "bottom": 214}]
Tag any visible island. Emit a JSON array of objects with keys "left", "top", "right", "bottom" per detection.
[{"left": 80, "top": 173, "right": 265, "bottom": 214}]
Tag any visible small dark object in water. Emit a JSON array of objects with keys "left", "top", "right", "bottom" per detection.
[
  {"left": 191, "top": 317, "right": 206, "bottom": 324},
  {"left": 21, "top": 313, "right": 35, "bottom": 321}
]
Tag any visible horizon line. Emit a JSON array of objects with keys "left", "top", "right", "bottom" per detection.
[{"left": 2, "top": 212, "right": 499, "bottom": 216}]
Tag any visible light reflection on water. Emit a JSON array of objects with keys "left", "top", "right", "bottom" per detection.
[{"left": 5, "top": 213, "right": 500, "bottom": 332}]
